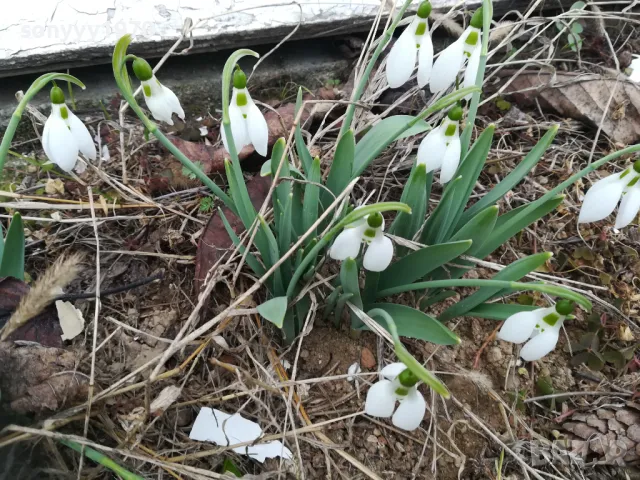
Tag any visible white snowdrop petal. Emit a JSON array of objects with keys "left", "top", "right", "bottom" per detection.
[
  {"left": 417, "top": 29, "right": 434, "bottom": 88},
  {"left": 439, "top": 135, "right": 461, "bottom": 184},
  {"left": 364, "top": 380, "right": 397, "bottom": 418},
  {"left": 392, "top": 390, "right": 426, "bottom": 431},
  {"left": 497, "top": 310, "right": 540, "bottom": 344},
  {"left": 615, "top": 186, "right": 640, "bottom": 228},
  {"left": 429, "top": 39, "right": 465, "bottom": 94},
  {"left": 578, "top": 177, "right": 626, "bottom": 223},
  {"left": 67, "top": 110, "right": 96, "bottom": 160},
  {"left": 386, "top": 24, "right": 418, "bottom": 88},
  {"left": 363, "top": 234, "right": 393, "bottom": 272},
  {"left": 145, "top": 92, "right": 175, "bottom": 125},
  {"left": 246, "top": 101, "right": 269, "bottom": 156},
  {"left": 225, "top": 102, "right": 249, "bottom": 152},
  {"left": 417, "top": 127, "right": 446, "bottom": 172},
  {"left": 329, "top": 227, "right": 363, "bottom": 261},
  {"left": 380, "top": 362, "right": 407, "bottom": 380},
  {"left": 162, "top": 85, "right": 185, "bottom": 120},
  {"left": 463, "top": 45, "right": 482, "bottom": 92},
  {"left": 520, "top": 330, "right": 560, "bottom": 361},
  {"left": 44, "top": 116, "right": 79, "bottom": 172}
]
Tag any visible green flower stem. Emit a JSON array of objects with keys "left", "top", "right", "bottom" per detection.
[
  {"left": 460, "top": 0, "right": 493, "bottom": 154},
  {"left": 339, "top": 0, "right": 415, "bottom": 139},
  {"left": 59, "top": 440, "right": 144, "bottom": 480},
  {"left": 376, "top": 279, "right": 592, "bottom": 311},
  {"left": 367, "top": 308, "right": 450, "bottom": 398},
  {"left": 0, "top": 73, "right": 86, "bottom": 181},
  {"left": 111, "top": 35, "right": 234, "bottom": 211},
  {"left": 286, "top": 201, "right": 411, "bottom": 298}
]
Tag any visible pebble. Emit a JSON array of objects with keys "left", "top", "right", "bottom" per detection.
[
  {"left": 373, "top": 428, "right": 381, "bottom": 436},
  {"left": 366, "top": 434, "right": 378, "bottom": 444},
  {"left": 395, "top": 442, "right": 405, "bottom": 453},
  {"left": 487, "top": 347, "right": 503, "bottom": 363},
  {"left": 300, "top": 350, "right": 309, "bottom": 359},
  {"left": 361, "top": 347, "right": 376, "bottom": 369}
]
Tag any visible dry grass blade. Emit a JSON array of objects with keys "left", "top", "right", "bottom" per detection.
[{"left": 1, "top": 252, "right": 84, "bottom": 340}]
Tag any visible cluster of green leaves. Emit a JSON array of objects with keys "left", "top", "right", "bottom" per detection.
[
  {"left": 0, "top": 213, "right": 25, "bottom": 280},
  {"left": 555, "top": 1, "right": 586, "bottom": 52}
]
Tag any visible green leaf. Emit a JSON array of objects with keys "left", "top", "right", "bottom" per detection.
[
  {"left": 473, "top": 195, "right": 564, "bottom": 259},
  {"left": 335, "top": 292, "right": 354, "bottom": 328},
  {"left": 0, "top": 223, "right": 4, "bottom": 268},
  {"left": 222, "top": 458, "right": 243, "bottom": 477},
  {"left": 218, "top": 209, "right": 266, "bottom": 277},
  {"left": 438, "top": 252, "right": 551, "bottom": 322},
  {"left": 466, "top": 303, "right": 538, "bottom": 320},
  {"left": 340, "top": 258, "right": 364, "bottom": 328},
  {"left": 421, "top": 176, "right": 463, "bottom": 245},
  {"left": 460, "top": 126, "right": 558, "bottom": 225},
  {"left": 303, "top": 157, "right": 321, "bottom": 241},
  {"left": 420, "top": 290, "right": 457, "bottom": 309},
  {"left": 452, "top": 206, "right": 499, "bottom": 256},
  {"left": 378, "top": 240, "right": 472, "bottom": 292},
  {"left": 389, "top": 163, "right": 428, "bottom": 241},
  {"left": 295, "top": 87, "right": 314, "bottom": 175},
  {"left": 365, "top": 303, "right": 460, "bottom": 345},
  {"left": 0, "top": 213, "right": 24, "bottom": 280},
  {"left": 325, "top": 130, "right": 355, "bottom": 204},
  {"left": 258, "top": 216, "right": 285, "bottom": 295},
  {"left": 322, "top": 286, "right": 342, "bottom": 321},
  {"left": 260, "top": 159, "right": 304, "bottom": 178},
  {"left": 257, "top": 296, "right": 288, "bottom": 328}
]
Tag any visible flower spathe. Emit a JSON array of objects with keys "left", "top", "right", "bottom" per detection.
[
  {"left": 222, "top": 67, "right": 269, "bottom": 156},
  {"left": 430, "top": 7, "right": 483, "bottom": 94},
  {"left": 386, "top": 1, "right": 433, "bottom": 88},
  {"left": 497, "top": 301, "right": 575, "bottom": 361},
  {"left": 364, "top": 363, "right": 426, "bottom": 431},
  {"left": 417, "top": 105, "right": 462, "bottom": 184},
  {"left": 578, "top": 161, "right": 640, "bottom": 229},
  {"left": 133, "top": 57, "right": 185, "bottom": 126},
  {"left": 329, "top": 211, "right": 394, "bottom": 272},
  {"left": 42, "top": 86, "right": 96, "bottom": 172}
]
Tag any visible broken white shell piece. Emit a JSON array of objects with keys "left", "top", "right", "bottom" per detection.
[
  {"left": 189, "top": 407, "right": 293, "bottom": 463},
  {"left": 347, "top": 362, "right": 361, "bottom": 382},
  {"left": 56, "top": 300, "right": 85, "bottom": 341}
]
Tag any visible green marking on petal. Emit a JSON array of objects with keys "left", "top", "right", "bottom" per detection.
[
  {"left": 60, "top": 106, "right": 69, "bottom": 119},
  {"left": 242, "top": 113, "right": 247, "bottom": 119},
  {"left": 542, "top": 312, "right": 560, "bottom": 326},
  {"left": 143, "top": 84, "right": 152, "bottom": 97},
  {"left": 628, "top": 176, "right": 639, "bottom": 187},
  {"left": 363, "top": 227, "right": 376, "bottom": 239},
  {"left": 621, "top": 169, "right": 630, "bottom": 179},
  {"left": 465, "top": 31, "right": 479, "bottom": 46},
  {"left": 395, "top": 387, "right": 409, "bottom": 396},
  {"left": 415, "top": 22, "right": 427, "bottom": 36},
  {"left": 444, "top": 124, "right": 457, "bottom": 136},
  {"left": 236, "top": 92, "right": 248, "bottom": 107}
]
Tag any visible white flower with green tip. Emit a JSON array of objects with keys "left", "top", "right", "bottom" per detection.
[
  {"left": 417, "top": 105, "right": 462, "bottom": 184},
  {"left": 497, "top": 300, "right": 575, "bottom": 361},
  {"left": 386, "top": 1, "right": 433, "bottom": 89},
  {"left": 364, "top": 362, "right": 426, "bottom": 431},
  {"left": 222, "top": 67, "right": 269, "bottom": 156},
  {"left": 42, "top": 86, "right": 96, "bottom": 172},
  {"left": 329, "top": 211, "right": 394, "bottom": 272},
  {"left": 430, "top": 7, "right": 483, "bottom": 94},
  {"left": 578, "top": 161, "right": 640, "bottom": 229},
  {"left": 133, "top": 57, "right": 185, "bottom": 126}
]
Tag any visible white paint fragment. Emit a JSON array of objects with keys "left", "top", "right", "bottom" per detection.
[
  {"left": 101, "top": 144, "right": 111, "bottom": 161},
  {"left": 199, "top": 126, "right": 208, "bottom": 136},
  {"left": 347, "top": 362, "right": 361, "bottom": 382},
  {"left": 56, "top": 300, "right": 85, "bottom": 341},
  {"left": 189, "top": 407, "right": 293, "bottom": 463},
  {"left": 629, "top": 55, "right": 640, "bottom": 83},
  {"left": 212, "top": 335, "right": 229, "bottom": 349},
  {"left": 150, "top": 385, "right": 182, "bottom": 415}
]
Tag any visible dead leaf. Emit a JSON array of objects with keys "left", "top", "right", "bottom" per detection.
[
  {"left": 150, "top": 385, "right": 182, "bottom": 416},
  {"left": 618, "top": 324, "right": 635, "bottom": 342},
  {"left": 45, "top": 178, "right": 64, "bottom": 195},
  {"left": 56, "top": 300, "right": 85, "bottom": 341},
  {"left": 194, "top": 175, "right": 271, "bottom": 293},
  {"left": 501, "top": 71, "right": 640, "bottom": 145}
]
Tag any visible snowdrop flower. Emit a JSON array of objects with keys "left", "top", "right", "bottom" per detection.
[
  {"left": 329, "top": 211, "right": 394, "bottom": 272},
  {"left": 497, "top": 301, "right": 575, "bottom": 361},
  {"left": 132, "top": 57, "right": 185, "bottom": 126},
  {"left": 42, "top": 86, "right": 96, "bottom": 172},
  {"left": 386, "top": 1, "right": 433, "bottom": 88},
  {"left": 430, "top": 7, "right": 484, "bottom": 94},
  {"left": 628, "top": 54, "right": 640, "bottom": 83},
  {"left": 222, "top": 67, "right": 269, "bottom": 156},
  {"left": 578, "top": 161, "right": 640, "bottom": 229},
  {"left": 364, "top": 363, "right": 425, "bottom": 431},
  {"left": 417, "top": 105, "right": 462, "bottom": 183}
]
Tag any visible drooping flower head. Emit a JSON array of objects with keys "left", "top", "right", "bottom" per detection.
[
  {"left": 132, "top": 57, "right": 185, "bottom": 126},
  {"left": 42, "top": 85, "right": 96, "bottom": 172},
  {"left": 578, "top": 160, "right": 640, "bottom": 229},
  {"left": 364, "top": 362, "right": 426, "bottom": 431},
  {"left": 222, "top": 66, "right": 269, "bottom": 156},
  {"left": 497, "top": 300, "right": 575, "bottom": 361},
  {"left": 329, "top": 211, "right": 394, "bottom": 272},
  {"left": 417, "top": 105, "right": 462, "bottom": 184},
  {"left": 386, "top": 1, "right": 433, "bottom": 89},
  {"left": 430, "top": 7, "right": 484, "bottom": 94}
]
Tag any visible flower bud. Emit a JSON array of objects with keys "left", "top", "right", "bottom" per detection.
[
  {"left": 555, "top": 300, "right": 575, "bottom": 316},
  {"left": 634, "top": 159, "right": 640, "bottom": 173},
  {"left": 397, "top": 368, "right": 419, "bottom": 388},
  {"left": 233, "top": 67, "right": 247, "bottom": 89},
  {"left": 417, "top": 1, "right": 432, "bottom": 19},
  {"left": 132, "top": 57, "right": 154, "bottom": 82},
  {"left": 50, "top": 86, "right": 65, "bottom": 104},
  {"left": 367, "top": 212, "right": 384, "bottom": 228},
  {"left": 470, "top": 7, "right": 484, "bottom": 29},
  {"left": 447, "top": 105, "right": 463, "bottom": 121}
]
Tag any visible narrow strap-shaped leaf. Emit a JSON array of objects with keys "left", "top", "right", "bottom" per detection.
[
  {"left": 335, "top": 292, "right": 354, "bottom": 328},
  {"left": 0, "top": 213, "right": 24, "bottom": 280},
  {"left": 302, "top": 157, "right": 321, "bottom": 241},
  {"left": 444, "top": 126, "right": 495, "bottom": 238},
  {"left": 278, "top": 195, "right": 293, "bottom": 286},
  {"left": 438, "top": 252, "right": 551, "bottom": 322},
  {"left": 473, "top": 195, "right": 564, "bottom": 259},
  {"left": 389, "top": 163, "right": 428, "bottom": 242},
  {"left": 460, "top": 126, "right": 558, "bottom": 226},
  {"left": 290, "top": 182, "right": 304, "bottom": 238},
  {"left": 295, "top": 87, "right": 313, "bottom": 175},
  {"left": 362, "top": 270, "right": 379, "bottom": 308},
  {"left": 421, "top": 176, "right": 462, "bottom": 245},
  {"left": 322, "top": 286, "right": 342, "bottom": 321},
  {"left": 271, "top": 138, "right": 291, "bottom": 236},
  {"left": 419, "top": 290, "right": 457, "bottom": 309},
  {"left": 0, "top": 223, "right": 5, "bottom": 268},
  {"left": 258, "top": 216, "right": 285, "bottom": 296},
  {"left": 467, "top": 303, "right": 539, "bottom": 321},
  {"left": 378, "top": 240, "right": 472, "bottom": 292},
  {"left": 324, "top": 130, "right": 355, "bottom": 205},
  {"left": 257, "top": 296, "right": 288, "bottom": 328},
  {"left": 451, "top": 205, "right": 499, "bottom": 256},
  {"left": 340, "top": 258, "right": 363, "bottom": 328},
  {"left": 365, "top": 303, "right": 460, "bottom": 345},
  {"left": 218, "top": 209, "right": 266, "bottom": 277}
]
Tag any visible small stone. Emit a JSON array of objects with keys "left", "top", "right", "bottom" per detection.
[
  {"left": 366, "top": 434, "right": 378, "bottom": 444},
  {"left": 487, "top": 347, "right": 503, "bottom": 363},
  {"left": 616, "top": 409, "right": 640, "bottom": 426},
  {"left": 586, "top": 415, "right": 607, "bottom": 433},
  {"left": 395, "top": 442, "right": 405, "bottom": 453},
  {"left": 300, "top": 350, "right": 309, "bottom": 359},
  {"left": 627, "top": 424, "right": 640, "bottom": 442},
  {"left": 373, "top": 428, "right": 381, "bottom": 436},
  {"left": 597, "top": 409, "right": 615, "bottom": 420},
  {"left": 361, "top": 348, "right": 376, "bottom": 369},
  {"left": 608, "top": 418, "right": 625, "bottom": 432}
]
